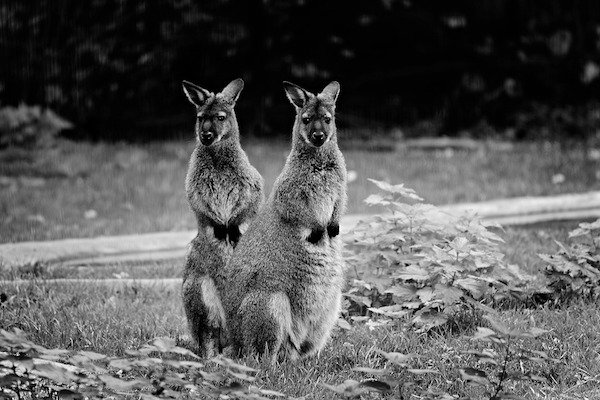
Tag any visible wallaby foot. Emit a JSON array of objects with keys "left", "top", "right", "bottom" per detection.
[
  {"left": 327, "top": 223, "right": 340, "bottom": 238},
  {"left": 239, "top": 292, "right": 297, "bottom": 361},
  {"left": 307, "top": 228, "right": 325, "bottom": 244},
  {"left": 227, "top": 224, "right": 241, "bottom": 246},
  {"left": 188, "top": 318, "right": 227, "bottom": 357},
  {"left": 200, "top": 329, "right": 221, "bottom": 358}
]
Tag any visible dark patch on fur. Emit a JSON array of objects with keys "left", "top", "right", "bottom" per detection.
[
  {"left": 227, "top": 224, "right": 241, "bottom": 245},
  {"left": 307, "top": 227, "right": 325, "bottom": 244},
  {"left": 213, "top": 224, "right": 228, "bottom": 241},
  {"left": 299, "top": 340, "right": 314, "bottom": 355},
  {"left": 327, "top": 223, "right": 340, "bottom": 238},
  {"left": 217, "top": 326, "right": 226, "bottom": 352},
  {"left": 311, "top": 161, "right": 337, "bottom": 173},
  {"left": 248, "top": 270, "right": 260, "bottom": 285}
]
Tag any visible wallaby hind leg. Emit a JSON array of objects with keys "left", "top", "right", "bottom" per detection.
[
  {"left": 301, "top": 293, "right": 342, "bottom": 358},
  {"left": 239, "top": 292, "right": 297, "bottom": 362},
  {"left": 182, "top": 275, "right": 226, "bottom": 357},
  {"left": 182, "top": 276, "right": 209, "bottom": 354}
]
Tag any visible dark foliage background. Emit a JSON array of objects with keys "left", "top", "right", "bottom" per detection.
[{"left": 1, "top": 0, "right": 600, "bottom": 140}]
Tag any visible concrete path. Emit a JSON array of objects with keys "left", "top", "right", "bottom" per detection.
[{"left": 1, "top": 191, "right": 599, "bottom": 270}]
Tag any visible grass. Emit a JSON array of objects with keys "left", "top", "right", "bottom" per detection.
[
  {"left": 1, "top": 218, "right": 597, "bottom": 398},
  {"left": 0, "top": 138, "right": 598, "bottom": 243},
  {"left": 1, "top": 138, "right": 600, "bottom": 398},
  {"left": 0, "top": 258, "right": 183, "bottom": 281},
  {"left": 2, "top": 280, "right": 600, "bottom": 399}
]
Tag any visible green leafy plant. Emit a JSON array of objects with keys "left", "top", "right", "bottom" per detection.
[
  {"left": 322, "top": 348, "right": 443, "bottom": 399},
  {"left": 0, "top": 328, "right": 284, "bottom": 399},
  {"left": 343, "top": 179, "right": 546, "bottom": 331},
  {"left": 459, "top": 315, "right": 556, "bottom": 400},
  {"left": 324, "top": 315, "right": 557, "bottom": 400},
  {"left": 541, "top": 219, "right": 600, "bottom": 302}
]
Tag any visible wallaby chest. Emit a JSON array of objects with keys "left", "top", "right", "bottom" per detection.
[
  {"left": 187, "top": 149, "right": 256, "bottom": 224},
  {"left": 277, "top": 154, "right": 345, "bottom": 227}
]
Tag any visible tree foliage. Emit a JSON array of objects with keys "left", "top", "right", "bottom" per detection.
[{"left": 1, "top": 0, "right": 599, "bottom": 139}]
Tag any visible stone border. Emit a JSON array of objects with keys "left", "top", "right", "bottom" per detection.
[{"left": 1, "top": 191, "right": 599, "bottom": 269}]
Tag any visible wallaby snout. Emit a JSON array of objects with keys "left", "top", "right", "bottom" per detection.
[
  {"left": 200, "top": 131, "right": 216, "bottom": 146},
  {"left": 309, "top": 131, "right": 326, "bottom": 147}
]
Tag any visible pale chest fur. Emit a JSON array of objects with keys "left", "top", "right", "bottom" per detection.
[
  {"left": 192, "top": 173, "right": 247, "bottom": 220},
  {"left": 309, "top": 168, "right": 340, "bottom": 224},
  {"left": 186, "top": 149, "right": 255, "bottom": 225},
  {"left": 276, "top": 156, "right": 346, "bottom": 228},
  {"left": 289, "top": 240, "right": 345, "bottom": 343}
]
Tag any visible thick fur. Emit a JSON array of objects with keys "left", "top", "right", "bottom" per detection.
[
  {"left": 182, "top": 230, "right": 231, "bottom": 356},
  {"left": 181, "top": 79, "right": 264, "bottom": 356},
  {"left": 223, "top": 81, "right": 347, "bottom": 361}
]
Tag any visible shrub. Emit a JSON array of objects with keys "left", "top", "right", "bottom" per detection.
[
  {"left": 0, "top": 105, "right": 72, "bottom": 149},
  {"left": 541, "top": 219, "right": 600, "bottom": 302},
  {"left": 343, "top": 179, "right": 548, "bottom": 331},
  {"left": 326, "top": 315, "right": 556, "bottom": 399}
]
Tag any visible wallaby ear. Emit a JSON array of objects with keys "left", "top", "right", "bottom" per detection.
[
  {"left": 182, "top": 80, "right": 212, "bottom": 107},
  {"left": 318, "top": 81, "right": 340, "bottom": 104},
  {"left": 220, "top": 78, "right": 244, "bottom": 104},
  {"left": 283, "top": 81, "right": 312, "bottom": 109}
]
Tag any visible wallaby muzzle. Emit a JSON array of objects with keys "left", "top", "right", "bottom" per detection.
[
  {"left": 200, "top": 131, "right": 216, "bottom": 146},
  {"left": 309, "top": 131, "right": 327, "bottom": 147}
]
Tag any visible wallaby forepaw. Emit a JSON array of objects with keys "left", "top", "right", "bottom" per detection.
[
  {"left": 327, "top": 224, "right": 340, "bottom": 238},
  {"left": 213, "top": 224, "right": 228, "bottom": 241},
  {"left": 227, "top": 224, "right": 241, "bottom": 246},
  {"left": 307, "top": 228, "right": 325, "bottom": 244}
]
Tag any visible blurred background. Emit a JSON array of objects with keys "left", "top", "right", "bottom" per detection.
[
  {"left": 1, "top": 0, "right": 600, "bottom": 244},
  {"left": 2, "top": 0, "right": 600, "bottom": 141}
]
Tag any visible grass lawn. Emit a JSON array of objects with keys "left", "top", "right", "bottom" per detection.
[
  {"left": 0, "top": 138, "right": 598, "bottom": 243},
  {"left": 1, "top": 217, "right": 597, "bottom": 398},
  {"left": 2, "top": 277, "right": 600, "bottom": 399},
  {"left": 1, "top": 139, "right": 600, "bottom": 398}
]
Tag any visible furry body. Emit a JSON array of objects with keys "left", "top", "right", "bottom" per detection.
[
  {"left": 223, "top": 81, "right": 347, "bottom": 360},
  {"left": 181, "top": 79, "right": 263, "bottom": 356}
]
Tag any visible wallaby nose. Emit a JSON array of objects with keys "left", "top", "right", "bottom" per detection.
[
  {"left": 200, "top": 131, "right": 215, "bottom": 145},
  {"left": 201, "top": 131, "right": 214, "bottom": 140},
  {"left": 312, "top": 131, "right": 325, "bottom": 141},
  {"left": 310, "top": 131, "right": 326, "bottom": 146},
  {"left": 202, "top": 120, "right": 212, "bottom": 132}
]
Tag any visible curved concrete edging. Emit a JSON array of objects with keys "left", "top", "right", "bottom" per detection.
[{"left": 1, "top": 191, "right": 599, "bottom": 270}]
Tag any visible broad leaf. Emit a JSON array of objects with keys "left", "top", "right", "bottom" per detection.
[
  {"left": 459, "top": 367, "right": 490, "bottom": 386},
  {"left": 359, "top": 379, "right": 392, "bottom": 393},
  {"left": 377, "top": 350, "right": 415, "bottom": 366}
]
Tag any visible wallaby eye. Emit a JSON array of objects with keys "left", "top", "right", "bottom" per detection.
[
  {"left": 323, "top": 116, "right": 331, "bottom": 124},
  {"left": 302, "top": 116, "right": 311, "bottom": 124},
  {"left": 217, "top": 115, "right": 226, "bottom": 122}
]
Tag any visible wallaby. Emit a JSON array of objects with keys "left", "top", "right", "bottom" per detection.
[
  {"left": 222, "top": 81, "right": 347, "bottom": 361},
  {"left": 181, "top": 78, "right": 264, "bottom": 356}
]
